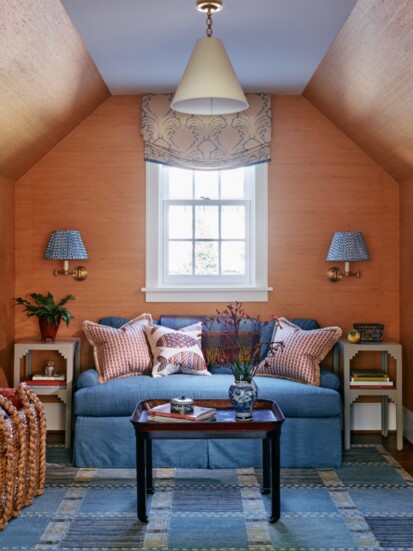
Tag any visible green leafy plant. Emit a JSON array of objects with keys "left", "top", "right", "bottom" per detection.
[{"left": 14, "top": 292, "right": 75, "bottom": 326}]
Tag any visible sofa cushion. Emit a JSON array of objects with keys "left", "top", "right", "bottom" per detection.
[
  {"left": 257, "top": 318, "right": 342, "bottom": 385},
  {"left": 74, "top": 372, "right": 341, "bottom": 418},
  {"left": 83, "top": 314, "right": 153, "bottom": 383},
  {"left": 145, "top": 323, "right": 210, "bottom": 377}
]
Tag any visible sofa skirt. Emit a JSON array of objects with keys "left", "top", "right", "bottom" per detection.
[{"left": 73, "top": 415, "right": 342, "bottom": 469}]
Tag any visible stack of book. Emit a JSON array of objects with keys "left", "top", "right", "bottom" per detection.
[
  {"left": 147, "top": 403, "right": 216, "bottom": 423},
  {"left": 25, "top": 374, "right": 66, "bottom": 387},
  {"left": 350, "top": 369, "right": 393, "bottom": 388}
]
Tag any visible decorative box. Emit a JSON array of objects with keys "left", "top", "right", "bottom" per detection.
[
  {"left": 353, "top": 323, "right": 384, "bottom": 342},
  {"left": 170, "top": 396, "right": 194, "bottom": 414}
]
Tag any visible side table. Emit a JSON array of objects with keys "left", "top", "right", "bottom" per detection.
[
  {"left": 13, "top": 338, "right": 81, "bottom": 448},
  {"left": 333, "top": 339, "right": 403, "bottom": 450}
]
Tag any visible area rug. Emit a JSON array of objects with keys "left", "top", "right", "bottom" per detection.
[{"left": 1, "top": 444, "right": 413, "bottom": 551}]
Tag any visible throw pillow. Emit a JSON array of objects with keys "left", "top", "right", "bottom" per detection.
[
  {"left": 202, "top": 316, "right": 260, "bottom": 367},
  {"left": 83, "top": 314, "right": 153, "bottom": 383},
  {"left": 256, "top": 317, "right": 342, "bottom": 386},
  {"left": 144, "top": 323, "right": 210, "bottom": 377}
]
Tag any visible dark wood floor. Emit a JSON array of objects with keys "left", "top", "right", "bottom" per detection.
[
  {"left": 47, "top": 431, "right": 413, "bottom": 475},
  {"left": 352, "top": 433, "right": 413, "bottom": 475}
]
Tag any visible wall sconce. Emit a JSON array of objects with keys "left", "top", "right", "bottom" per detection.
[
  {"left": 45, "top": 230, "right": 88, "bottom": 281},
  {"left": 326, "top": 231, "right": 370, "bottom": 282}
]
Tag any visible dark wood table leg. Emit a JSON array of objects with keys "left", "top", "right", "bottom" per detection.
[
  {"left": 269, "top": 431, "right": 281, "bottom": 523},
  {"left": 261, "top": 437, "right": 271, "bottom": 494},
  {"left": 146, "top": 439, "right": 154, "bottom": 494},
  {"left": 136, "top": 433, "right": 148, "bottom": 523}
]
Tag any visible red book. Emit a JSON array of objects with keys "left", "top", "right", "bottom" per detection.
[{"left": 24, "top": 379, "right": 66, "bottom": 387}]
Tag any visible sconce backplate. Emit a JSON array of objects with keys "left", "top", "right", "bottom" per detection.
[
  {"left": 327, "top": 267, "right": 343, "bottom": 283},
  {"left": 72, "top": 266, "right": 88, "bottom": 281}
]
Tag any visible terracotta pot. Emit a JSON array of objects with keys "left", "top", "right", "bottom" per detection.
[{"left": 38, "top": 318, "right": 61, "bottom": 342}]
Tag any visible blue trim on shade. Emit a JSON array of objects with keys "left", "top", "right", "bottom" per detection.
[
  {"left": 326, "top": 231, "right": 370, "bottom": 262},
  {"left": 45, "top": 230, "right": 88, "bottom": 260}
]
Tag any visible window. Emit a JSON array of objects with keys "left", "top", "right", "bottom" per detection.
[{"left": 143, "top": 163, "right": 271, "bottom": 302}]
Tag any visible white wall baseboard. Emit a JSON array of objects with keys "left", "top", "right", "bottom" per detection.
[
  {"left": 404, "top": 406, "right": 413, "bottom": 444},
  {"left": 43, "top": 403, "right": 65, "bottom": 431},
  {"left": 350, "top": 402, "right": 396, "bottom": 431},
  {"left": 350, "top": 403, "right": 413, "bottom": 444}
]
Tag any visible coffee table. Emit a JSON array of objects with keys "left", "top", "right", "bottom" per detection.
[{"left": 130, "top": 399, "right": 285, "bottom": 523}]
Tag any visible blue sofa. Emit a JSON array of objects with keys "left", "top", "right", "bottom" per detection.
[{"left": 73, "top": 316, "right": 343, "bottom": 469}]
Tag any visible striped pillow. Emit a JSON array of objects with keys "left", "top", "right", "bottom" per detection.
[
  {"left": 83, "top": 314, "right": 153, "bottom": 383},
  {"left": 256, "top": 317, "right": 342, "bottom": 386}
]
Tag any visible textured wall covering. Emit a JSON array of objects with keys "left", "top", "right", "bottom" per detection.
[
  {"left": 0, "top": 175, "right": 15, "bottom": 386},
  {"left": 14, "top": 96, "right": 399, "bottom": 383},
  {"left": 400, "top": 180, "right": 413, "bottom": 411},
  {"left": 141, "top": 93, "right": 271, "bottom": 170}
]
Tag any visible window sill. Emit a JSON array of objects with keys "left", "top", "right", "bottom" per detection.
[{"left": 141, "top": 287, "right": 273, "bottom": 303}]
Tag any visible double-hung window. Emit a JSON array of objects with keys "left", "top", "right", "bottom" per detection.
[{"left": 144, "top": 162, "right": 270, "bottom": 302}]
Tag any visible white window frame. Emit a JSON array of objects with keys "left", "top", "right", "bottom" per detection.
[{"left": 142, "top": 162, "right": 272, "bottom": 302}]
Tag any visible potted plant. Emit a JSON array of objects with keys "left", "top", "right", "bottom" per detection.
[
  {"left": 204, "top": 302, "right": 283, "bottom": 421},
  {"left": 14, "top": 292, "right": 75, "bottom": 342}
]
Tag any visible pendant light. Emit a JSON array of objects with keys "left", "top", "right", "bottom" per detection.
[{"left": 171, "top": 0, "right": 248, "bottom": 115}]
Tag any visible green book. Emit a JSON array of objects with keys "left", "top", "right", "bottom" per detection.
[
  {"left": 351, "top": 376, "right": 390, "bottom": 382},
  {"left": 350, "top": 369, "right": 388, "bottom": 377}
]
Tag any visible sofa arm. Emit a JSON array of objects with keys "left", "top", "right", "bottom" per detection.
[{"left": 76, "top": 368, "right": 99, "bottom": 389}]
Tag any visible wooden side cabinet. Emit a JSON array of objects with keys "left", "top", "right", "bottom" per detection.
[
  {"left": 333, "top": 339, "right": 403, "bottom": 450},
  {"left": 13, "top": 338, "right": 81, "bottom": 448}
]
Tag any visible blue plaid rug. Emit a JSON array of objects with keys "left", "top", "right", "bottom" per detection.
[{"left": 1, "top": 444, "right": 413, "bottom": 550}]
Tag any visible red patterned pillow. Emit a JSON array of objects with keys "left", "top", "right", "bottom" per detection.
[
  {"left": 256, "top": 317, "right": 342, "bottom": 385},
  {"left": 144, "top": 323, "right": 210, "bottom": 377},
  {"left": 83, "top": 314, "right": 153, "bottom": 383}
]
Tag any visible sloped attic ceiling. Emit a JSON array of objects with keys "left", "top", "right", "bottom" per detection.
[
  {"left": 304, "top": 0, "right": 413, "bottom": 185},
  {"left": 0, "top": 0, "right": 110, "bottom": 181}
]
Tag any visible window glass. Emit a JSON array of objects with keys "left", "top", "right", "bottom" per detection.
[
  {"left": 222, "top": 242, "right": 245, "bottom": 275},
  {"left": 195, "top": 242, "right": 219, "bottom": 275},
  {"left": 221, "top": 205, "right": 246, "bottom": 239},
  {"left": 169, "top": 205, "right": 193, "bottom": 239},
  {"left": 169, "top": 241, "right": 192, "bottom": 275},
  {"left": 168, "top": 167, "right": 193, "bottom": 198},
  {"left": 194, "top": 171, "right": 219, "bottom": 199},
  {"left": 195, "top": 206, "right": 219, "bottom": 239},
  {"left": 221, "top": 168, "right": 245, "bottom": 198}
]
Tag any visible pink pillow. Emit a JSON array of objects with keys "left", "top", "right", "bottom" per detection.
[
  {"left": 83, "top": 314, "right": 153, "bottom": 383},
  {"left": 256, "top": 317, "right": 342, "bottom": 385},
  {"left": 144, "top": 323, "right": 210, "bottom": 378}
]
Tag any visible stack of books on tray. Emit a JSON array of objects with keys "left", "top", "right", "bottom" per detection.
[
  {"left": 350, "top": 369, "right": 393, "bottom": 388},
  {"left": 147, "top": 403, "right": 216, "bottom": 423},
  {"left": 25, "top": 374, "right": 66, "bottom": 387}
]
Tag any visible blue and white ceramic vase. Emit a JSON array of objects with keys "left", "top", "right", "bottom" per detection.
[{"left": 228, "top": 380, "right": 258, "bottom": 421}]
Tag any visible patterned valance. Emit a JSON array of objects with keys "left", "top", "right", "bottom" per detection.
[{"left": 141, "top": 93, "right": 271, "bottom": 170}]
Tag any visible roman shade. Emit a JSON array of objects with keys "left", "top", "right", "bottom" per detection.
[{"left": 141, "top": 93, "right": 271, "bottom": 170}]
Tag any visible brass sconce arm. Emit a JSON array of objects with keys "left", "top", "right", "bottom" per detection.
[
  {"left": 326, "top": 266, "right": 361, "bottom": 283},
  {"left": 54, "top": 265, "right": 88, "bottom": 281}
]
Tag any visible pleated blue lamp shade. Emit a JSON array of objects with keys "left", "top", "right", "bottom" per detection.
[
  {"left": 326, "top": 232, "right": 370, "bottom": 262},
  {"left": 45, "top": 230, "right": 88, "bottom": 261}
]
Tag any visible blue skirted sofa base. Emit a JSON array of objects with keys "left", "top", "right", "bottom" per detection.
[{"left": 74, "top": 371, "right": 342, "bottom": 469}]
